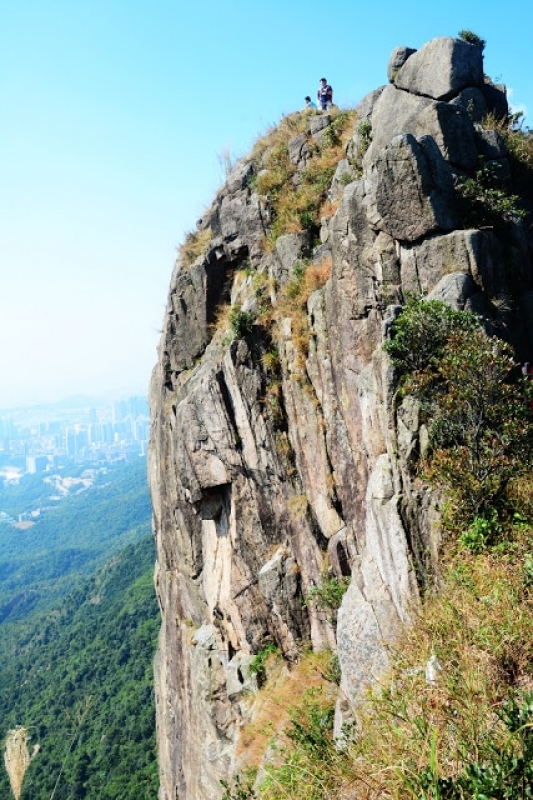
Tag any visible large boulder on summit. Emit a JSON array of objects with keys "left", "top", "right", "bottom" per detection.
[
  {"left": 365, "top": 84, "right": 478, "bottom": 170},
  {"left": 395, "top": 36, "right": 484, "bottom": 101}
]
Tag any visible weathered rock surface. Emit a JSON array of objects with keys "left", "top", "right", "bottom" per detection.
[
  {"left": 387, "top": 45, "right": 417, "bottom": 82},
  {"left": 366, "top": 133, "right": 459, "bottom": 241},
  {"left": 365, "top": 84, "right": 478, "bottom": 170},
  {"left": 149, "top": 35, "right": 533, "bottom": 800},
  {"left": 394, "top": 36, "right": 484, "bottom": 100}
]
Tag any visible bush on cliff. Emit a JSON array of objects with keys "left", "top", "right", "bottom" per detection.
[
  {"left": 457, "top": 158, "right": 527, "bottom": 229},
  {"left": 483, "top": 112, "right": 533, "bottom": 204},
  {"left": 385, "top": 298, "right": 533, "bottom": 526}
]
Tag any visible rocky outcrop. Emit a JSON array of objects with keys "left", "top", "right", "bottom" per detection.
[{"left": 149, "top": 35, "right": 533, "bottom": 799}]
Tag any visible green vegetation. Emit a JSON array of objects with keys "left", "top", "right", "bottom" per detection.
[
  {"left": 483, "top": 112, "right": 533, "bottom": 203},
  {"left": 248, "top": 643, "right": 279, "bottom": 688},
  {"left": 251, "top": 109, "right": 356, "bottom": 246},
  {"left": 0, "top": 536, "right": 159, "bottom": 800},
  {"left": 228, "top": 514, "right": 533, "bottom": 799},
  {"left": 383, "top": 296, "right": 476, "bottom": 390},
  {"left": 0, "top": 458, "right": 151, "bottom": 623},
  {"left": 229, "top": 304, "right": 256, "bottom": 338},
  {"left": 304, "top": 576, "right": 350, "bottom": 624},
  {"left": 221, "top": 769, "right": 258, "bottom": 800},
  {"left": 0, "top": 459, "right": 158, "bottom": 798},
  {"left": 259, "top": 689, "right": 343, "bottom": 800},
  {"left": 232, "top": 300, "right": 533, "bottom": 797},
  {"left": 385, "top": 298, "right": 533, "bottom": 525},
  {"left": 262, "top": 257, "right": 332, "bottom": 369},
  {"left": 457, "top": 29, "right": 486, "bottom": 51},
  {"left": 356, "top": 120, "right": 372, "bottom": 155},
  {"left": 457, "top": 158, "right": 527, "bottom": 229}
]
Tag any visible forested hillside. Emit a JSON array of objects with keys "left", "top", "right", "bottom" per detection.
[
  {"left": 0, "top": 458, "right": 152, "bottom": 622},
  {"left": 0, "top": 535, "right": 159, "bottom": 800}
]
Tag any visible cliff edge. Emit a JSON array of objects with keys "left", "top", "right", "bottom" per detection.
[{"left": 149, "top": 36, "right": 533, "bottom": 799}]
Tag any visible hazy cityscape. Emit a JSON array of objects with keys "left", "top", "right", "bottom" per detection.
[{"left": 0, "top": 395, "right": 149, "bottom": 482}]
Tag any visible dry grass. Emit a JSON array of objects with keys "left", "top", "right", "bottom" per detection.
[
  {"left": 246, "top": 515, "right": 533, "bottom": 799},
  {"left": 210, "top": 301, "right": 233, "bottom": 339},
  {"left": 340, "top": 522, "right": 533, "bottom": 799},
  {"left": 238, "top": 650, "right": 337, "bottom": 769},
  {"left": 319, "top": 198, "right": 340, "bottom": 219},
  {"left": 178, "top": 227, "right": 212, "bottom": 268},
  {"left": 264, "top": 257, "right": 332, "bottom": 368},
  {"left": 286, "top": 494, "right": 309, "bottom": 520},
  {"left": 251, "top": 113, "right": 310, "bottom": 164},
  {"left": 251, "top": 110, "right": 356, "bottom": 245}
]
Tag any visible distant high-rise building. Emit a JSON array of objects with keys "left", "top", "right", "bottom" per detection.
[
  {"left": 26, "top": 455, "right": 49, "bottom": 474},
  {"left": 88, "top": 423, "right": 102, "bottom": 444},
  {"left": 65, "top": 428, "right": 77, "bottom": 457}
]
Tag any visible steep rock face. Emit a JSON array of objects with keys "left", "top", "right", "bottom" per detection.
[{"left": 149, "top": 36, "right": 533, "bottom": 799}]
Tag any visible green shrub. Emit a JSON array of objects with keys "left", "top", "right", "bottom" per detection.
[
  {"left": 230, "top": 305, "right": 256, "bottom": 338},
  {"left": 412, "top": 692, "right": 533, "bottom": 799},
  {"left": 305, "top": 576, "right": 350, "bottom": 613},
  {"left": 483, "top": 113, "right": 533, "bottom": 203},
  {"left": 356, "top": 120, "right": 372, "bottom": 154},
  {"left": 422, "top": 327, "right": 533, "bottom": 521},
  {"left": 460, "top": 510, "right": 503, "bottom": 552},
  {"left": 523, "top": 552, "right": 533, "bottom": 585},
  {"left": 383, "top": 296, "right": 477, "bottom": 391},
  {"left": 458, "top": 29, "right": 486, "bottom": 51},
  {"left": 248, "top": 643, "right": 278, "bottom": 687},
  {"left": 457, "top": 158, "right": 527, "bottom": 229},
  {"left": 385, "top": 299, "right": 533, "bottom": 525},
  {"left": 221, "top": 768, "right": 258, "bottom": 800}
]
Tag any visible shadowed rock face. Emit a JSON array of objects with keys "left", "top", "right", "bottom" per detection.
[{"left": 149, "top": 35, "right": 533, "bottom": 800}]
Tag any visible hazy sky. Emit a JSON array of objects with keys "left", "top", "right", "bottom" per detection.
[{"left": 1, "top": 0, "right": 532, "bottom": 409}]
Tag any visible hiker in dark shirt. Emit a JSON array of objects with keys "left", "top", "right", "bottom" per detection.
[{"left": 317, "top": 78, "right": 333, "bottom": 111}]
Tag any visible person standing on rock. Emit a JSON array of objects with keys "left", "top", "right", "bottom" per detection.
[{"left": 317, "top": 78, "right": 333, "bottom": 111}]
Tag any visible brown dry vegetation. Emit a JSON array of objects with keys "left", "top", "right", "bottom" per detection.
[
  {"left": 245, "top": 514, "right": 533, "bottom": 799},
  {"left": 178, "top": 227, "right": 212, "bottom": 268},
  {"left": 346, "top": 526, "right": 533, "bottom": 798},
  {"left": 251, "top": 109, "right": 356, "bottom": 246},
  {"left": 237, "top": 650, "right": 337, "bottom": 770},
  {"left": 4, "top": 727, "right": 36, "bottom": 800},
  {"left": 262, "top": 257, "right": 332, "bottom": 368}
]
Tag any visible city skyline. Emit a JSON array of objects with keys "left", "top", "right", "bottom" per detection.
[{"left": 0, "top": 393, "right": 149, "bottom": 466}]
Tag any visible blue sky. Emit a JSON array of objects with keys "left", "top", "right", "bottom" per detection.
[{"left": 1, "top": 0, "right": 532, "bottom": 409}]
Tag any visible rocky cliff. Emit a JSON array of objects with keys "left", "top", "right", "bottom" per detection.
[{"left": 148, "top": 36, "right": 533, "bottom": 799}]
